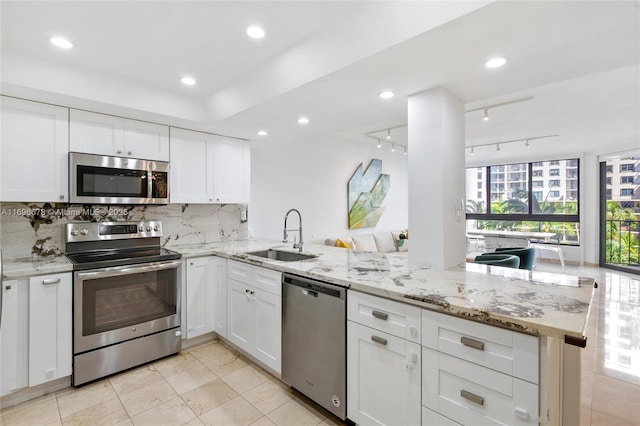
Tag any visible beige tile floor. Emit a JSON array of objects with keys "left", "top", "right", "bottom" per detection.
[
  {"left": 1, "top": 262, "right": 638, "bottom": 426},
  {"left": 0, "top": 340, "right": 343, "bottom": 426}
]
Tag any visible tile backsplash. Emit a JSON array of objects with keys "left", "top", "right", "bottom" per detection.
[{"left": 0, "top": 202, "right": 248, "bottom": 260}]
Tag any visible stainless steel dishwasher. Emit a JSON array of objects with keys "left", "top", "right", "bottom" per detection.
[{"left": 282, "top": 273, "right": 347, "bottom": 420}]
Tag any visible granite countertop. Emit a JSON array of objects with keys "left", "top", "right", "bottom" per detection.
[
  {"left": 172, "top": 240, "right": 597, "bottom": 342},
  {"left": 2, "top": 255, "right": 73, "bottom": 278},
  {"left": 2, "top": 239, "right": 597, "bottom": 343}
]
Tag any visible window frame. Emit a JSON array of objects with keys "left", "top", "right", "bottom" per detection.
[{"left": 466, "top": 158, "right": 580, "bottom": 225}]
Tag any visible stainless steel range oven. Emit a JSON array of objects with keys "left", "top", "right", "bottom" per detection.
[{"left": 66, "top": 221, "right": 182, "bottom": 386}]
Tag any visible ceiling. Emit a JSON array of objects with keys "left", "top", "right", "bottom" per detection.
[{"left": 1, "top": 1, "right": 639, "bottom": 163}]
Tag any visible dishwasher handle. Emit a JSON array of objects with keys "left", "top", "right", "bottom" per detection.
[{"left": 282, "top": 273, "right": 346, "bottom": 300}]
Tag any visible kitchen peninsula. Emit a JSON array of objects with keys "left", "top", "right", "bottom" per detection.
[{"left": 2, "top": 240, "right": 596, "bottom": 424}]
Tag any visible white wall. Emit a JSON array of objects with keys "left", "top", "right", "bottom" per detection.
[{"left": 249, "top": 133, "right": 408, "bottom": 242}]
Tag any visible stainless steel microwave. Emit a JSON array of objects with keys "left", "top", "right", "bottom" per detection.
[{"left": 69, "top": 152, "right": 169, "bottom": 204}]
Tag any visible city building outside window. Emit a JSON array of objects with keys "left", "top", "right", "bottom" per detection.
[{"left": 465, "top": 158, "right": 580, "bottom": 246}]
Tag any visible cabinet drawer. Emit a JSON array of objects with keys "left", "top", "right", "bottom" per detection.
[
  {"left": 422, "top": 310, "right": 539, "bottom": 384},
  {"left": 227, "top": 260, "right": 251, "bottom": 284},
  {"left": 251, "top": 267, "right": 281, "bottom": 296},
  {"left": 422, "top": 407, "right": 461, "bottom": 426},
  {"left": 423, "top": 348, "right": 538, "bottom": 426},
  {"left": 348, "top": 291, "right": 420, "bottom": 342}
]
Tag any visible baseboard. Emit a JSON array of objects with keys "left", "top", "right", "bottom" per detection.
[{"left": 0, "top": 377, "right": 70, "bottom": 410}]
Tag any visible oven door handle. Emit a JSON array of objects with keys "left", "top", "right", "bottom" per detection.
[{"left": 74, "top": 259, "right": 182, "bottom": 280}]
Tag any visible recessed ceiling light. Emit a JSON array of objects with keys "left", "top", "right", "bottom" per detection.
[
  {"left": 246, "top": 26, "right": 265, "bottom": 39},
  {"left": 49, "top": 37, "right": 73, "bottom": 49},
  {"left": 485, "top": 57, "right": 507, "bottom": 69},
  {"left": 180, "top": 76, "right": 196, "bottom": 86},
  {"left": 257, "top": 130, "right": 268, "bottom": 136},
  {"left": 379, "top": 91, "right": 395, "bottom": 99},
  {"left": 297, "top": 117, "right": 309, "bottom": 125}
]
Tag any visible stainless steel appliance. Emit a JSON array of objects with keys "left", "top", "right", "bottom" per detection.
[
  {"left": 69, "top": 152, "right": 169, "bottom": 204},
  {"left": 66, "top": 221, "right": 182, "bottom": 386},
  {"left": 282, "top": 273, "right": 347, "bottom": 420}
]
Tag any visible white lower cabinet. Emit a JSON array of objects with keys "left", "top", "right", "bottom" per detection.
[
  {"left": 421, "top": 309, "right": 539, "bottom": 426},
  {"left": 184, "top": 256, "right": 227, "bottom": 339},
  {"left": 226, "top": 260, "right": 281, "bottom": 373},
  {"left": 29, "top": 273, "right": 72, "bottom": 386},
  {"left": 422, "top": 406, "right": 462, "bottom": 426},
  {"left": 0, "top": 272, "right": 72, "bottom": 396},
  {"left": 0, "top": 279, "right": 28, "bottom": 396},
  {"left": 347, "top": 290, "right": 421, "bottom": 425}
]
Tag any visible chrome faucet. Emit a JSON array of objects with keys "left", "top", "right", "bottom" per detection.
[{"left": 283, "top": 208, "right": 303, "bottom": 252}]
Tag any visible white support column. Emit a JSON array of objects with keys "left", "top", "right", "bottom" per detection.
[{"left": 408, "top": 87, "right": 466, "bottom": 269}]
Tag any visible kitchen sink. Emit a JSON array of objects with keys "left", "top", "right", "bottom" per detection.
[{"left": 245, "top": 249, "right": 318, "bottom": 262}]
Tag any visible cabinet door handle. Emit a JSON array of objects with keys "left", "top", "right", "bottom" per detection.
[
  {"left": 372, "top": 310, "right": 388, "bottom": 321},
  {"left": 460, "top": 389, "right": 484, "bottom": 406},
  {"left": 5, "top": 284, "right": 12, "bottom": 290},
  {"left": 117, "top": 150, "right": 122, "bottom": 154},
  {"left": 371, "top": 335, "right": 388, "bottom": 346},
  {"left": 127, "top": 151, "right": 132, "bottom": 155},
  {"left": 42, "top": 278, "right": 61, "bottom": 285},
  {"left": 461, "top": 336, "right": 485, "bottom": 351}
]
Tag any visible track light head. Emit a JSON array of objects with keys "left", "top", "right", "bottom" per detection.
[
  {"left": 483, "top": 109, "right": 489, "bottom": 121},
  {"left": 386, "top": 129, "right": 391, "bottom": 140},
  {"left": 496, "top": 143, "right": 501, "bottom": 152},
  {"left": 391, "top": 143, "right": 395, "bottom": 152},
  {"left": 525, "top": 140, "right": 530, "bottom": 148},
  {"left": 403, "top": 147, "right": 407, "bottom": 155},
  {"left": 470, "top": 147, "right": 475, "bottom": 155},
  {"left": 377, "top": 139, "right": 382, "bottom": 149}
]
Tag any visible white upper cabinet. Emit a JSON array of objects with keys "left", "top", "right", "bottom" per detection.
[
  {"left": 170, "top": 128, "right": 250, "bottom": 204},
  {"left": 0, "top": 96, "right": 69, "bottom": 202},
  {"left": 170, "top": 128, "right": 210, "bottom": 203},
  {"left": 209, "top": 135, "right": 250, "bottom": 204},
  {"left": 70, "top": 109, "right": 169, "bottom": 161}
]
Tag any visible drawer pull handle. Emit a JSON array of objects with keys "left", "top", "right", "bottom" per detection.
[
  {"left": 371, "top": 335, "right": 388, "bottom": 346},
  {"left": 461, "top": 389, "right": 484, "bottom": 406},
  {"left": 461, "top": 336, "right": 484, "bottom": 351},
  {"left": 42, "top": 278, "right": 61, "bottom": 285},
  {"left": 372, "top": 310, "right": 388, "bottom": 321}
]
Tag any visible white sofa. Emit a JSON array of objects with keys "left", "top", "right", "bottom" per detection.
[{"left": 324, "top": 230, "right": 408, "bottom": 253}]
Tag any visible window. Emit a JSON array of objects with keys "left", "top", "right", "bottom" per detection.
[
  {"left": 606, "top": 177, "right": 612, "bottom": 185},
  {"left": 620, "top": 189, "right": 634, "bottom": 196},
  {"left": 606, "top": 165, "right": 613, "bottom": 173},
  {"left": 620, "top": 164, "right": 635, "bottom": 172},
  {"left": 621, "top": 176, "right": 634, "bottom": 184},
  {"left": 466, "top": 158, "right": 580, "bottom": 246}
]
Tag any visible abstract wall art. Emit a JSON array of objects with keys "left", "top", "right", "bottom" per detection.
[{"left": 347, "top": 159, "right": 390, "bottom": 229}]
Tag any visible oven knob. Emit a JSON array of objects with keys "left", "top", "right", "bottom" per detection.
[
  {"left": 146, "top": 226, "right": 152, "bottom": 232},
  {"left": 80, "top": 229, "right": 89, "bottom": 236},
  {"left": 139, "top": 226, "right": 143, "bottom": 232},
  {"left": 153, "top": 225, "right": 160, "bottom": 232},
  {"left": 70, "top": 229, "right": 79, "bottom": 236}
]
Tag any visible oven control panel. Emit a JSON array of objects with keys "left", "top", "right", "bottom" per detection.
[{"left": 66, "top": 221, "right": 163, "bottom": 242}]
